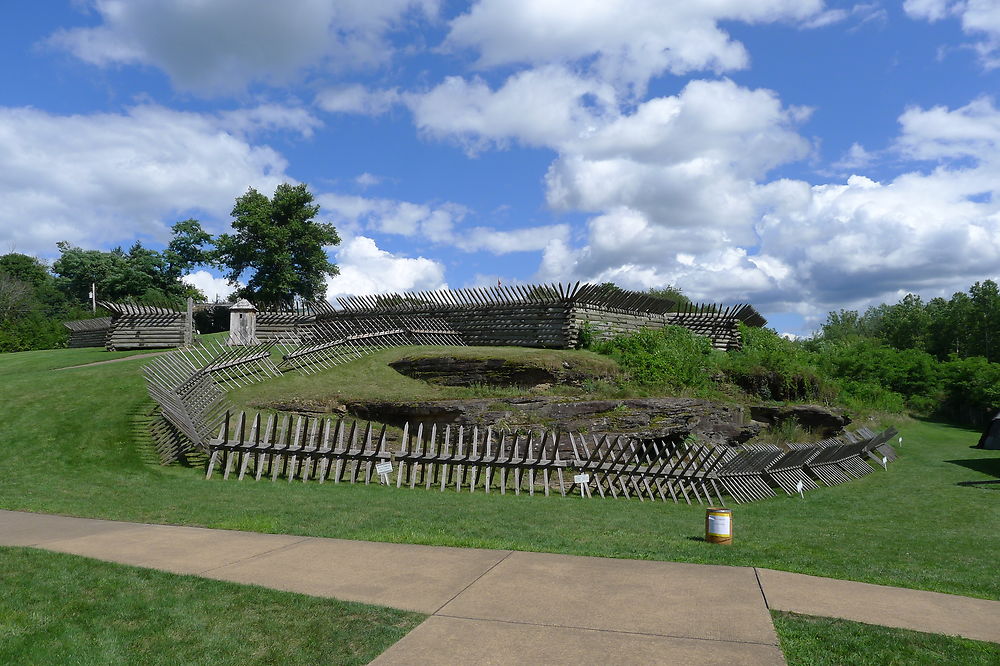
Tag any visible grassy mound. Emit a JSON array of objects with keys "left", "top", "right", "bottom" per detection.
[{"left": 229, "top": 345, "right": 620, "bottom": 411}]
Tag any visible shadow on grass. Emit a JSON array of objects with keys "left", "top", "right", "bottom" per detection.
[
  {"left": 946, "top": 456, "right": 1000, "bottom": 489},
  {"left": 956, "top": 480, "right": 1000, "bottom": 490},
  {"left": 945, "top": 457, "right": 1000, "bottom": 477},
  {"left": 911, "top": 415, "right": 983, "bottom": 433}
]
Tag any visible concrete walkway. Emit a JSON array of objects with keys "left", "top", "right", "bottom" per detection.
[{"left": 2, "top": 510, "right": 997, "bottom": 664}]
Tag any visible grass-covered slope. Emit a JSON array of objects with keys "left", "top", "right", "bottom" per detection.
[
  {"left": 0, "top": 346, "right": 998, "bottom": 599},
  {"left": 0, "top": 547, "right": 423, "bottom": 665},
  {"left": 229, "top": 344, "right": 619, "bottom": 409}
]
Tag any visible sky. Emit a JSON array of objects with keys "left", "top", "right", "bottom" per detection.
[{"left": 2, "top": 1, "right": 999, "bottom": 336}]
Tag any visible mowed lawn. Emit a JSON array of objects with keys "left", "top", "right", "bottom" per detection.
[
  {"left": 1, "top": 346, "right": 998, "bottom": 601},
  {"left": 0, "top": 546, "right": 423, "bottom": 665},
  {"left": 773, "top": 611, "right": 1000, "bottom": 665}
]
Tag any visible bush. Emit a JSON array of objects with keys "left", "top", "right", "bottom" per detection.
[
  {"left": 0, "top": 313, "right": 68, "bottom": 352},
  {"left": 591, "top": 326, "right": 720, "bottom": 389},
  {"left": 575, "top": 321, "right": 597, "bottom": 350},
  {"left": 835, "top": 379, "right": 906, "bottom": 414},
  {"left": 812, "top": 338, "right": 940, "bottom": 399},
  {"left": 721, "top": 325, "right": 829, "bottom": 401},
  {"left": 936, "top": 355, "right": 1000, "bottom": 426}
]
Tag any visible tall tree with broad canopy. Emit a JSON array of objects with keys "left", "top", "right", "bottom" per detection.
[{"left": 214, "top": 183, "right": 340, "bottom": 304}]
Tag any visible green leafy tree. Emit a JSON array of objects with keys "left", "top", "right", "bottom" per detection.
[
  {"left": 0, "top": 253, "right": 51, "bottom": 287},
  {"left": 967, "top": 280, "right": 1000, "bottom": 362},
  {"left": 819, "top": 309, "right": 864, "bottom": 341},
  {"left": 0, "top": 253, "right": 81, "bottom": 352},
  {"left": 53, "top": 238, "right": 204, "bottom": 304},
  {"left": 877, "top": 293, "right": 931, "bottom": 351},
  {"left": 164, "top": 219, "right": 212, "bottom": 283},
  {"left": 647, "top": 285, "right": 691, "bottom": 310},
  {"left": 214, "top": 183, "right": 340, "bottom": 303}
]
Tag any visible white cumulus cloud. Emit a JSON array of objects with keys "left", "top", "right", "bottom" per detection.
[
  {"left": 325, "top": 236, "right": 446, "bottom": 300},
  {"left": 407, "top": 66, "right": 616, "bottom": 151},
  {"left": 48, "top": 0, "right": 439, "bottom": 94},
  {"left": 317, "top": 192, "right": 568, "bottom": 254},
  {"left": 182, "top": 270, "right": 236, "bottom": 302},
  {"left": 905, "top": 0, "right": 1000, "bottom": 68},
  {"left": 0, "top": 104, "right": 291, "bottom": 256},
  {"left": 538, "top": 95, "right": 1000, "bottom": 313},
  {"left": 315, "top": 85, "right": 401, "bottom": 115},
  {"left": 445, "top": 0, "right": 825, "bottom": 90}
]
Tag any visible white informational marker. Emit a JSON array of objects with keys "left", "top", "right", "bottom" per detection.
[
  {"left": 376, "top": 461, "right": 393, "bottom": 484},
  {"left": 796, "top": 479, "right": 804, "bottom": 498},
  {"left": 881, "top": 456, "right": 888, "bottom": 470},
  {"left": 898, "top": 436, "right": 903, "bottom": 446},
  {"left": 574, "top": 473, "right": 590, "bottom": 497}
]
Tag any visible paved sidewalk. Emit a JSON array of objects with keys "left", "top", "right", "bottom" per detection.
[{"left": 2, "top": 510, "right": 998, "bottom": 664}]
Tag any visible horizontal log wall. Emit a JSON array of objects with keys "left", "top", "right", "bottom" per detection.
[
  {"left": 106, "top": 314, "right": 188, "bottom": 351},
  {"left": 255, "top": 303, "right": 751, "bottom": 351},
  {"left": 569, "top": 306, "right": 744, "bottom": 351},
  {"left": 317, "top": 304, "right": 574, "bottom": 348},
  {"left": 68, "top": 329, "right": 109, "bottom": 348},
  {"left": 663, "top": 312, "right": 741, "bottom": 351},
  {"left": 256, "top": 312, "right": 313, "bottom": 342}
]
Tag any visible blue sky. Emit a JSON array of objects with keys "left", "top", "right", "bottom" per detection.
[{"left": 2, "top": 1, "right": 999, "bottom": 335}]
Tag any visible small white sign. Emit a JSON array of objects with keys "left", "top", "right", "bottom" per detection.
[
  {"left": 881, "top": 456, "right": 888, "bottom": 470},
  {"left": 375, "top": 461, "right": 393, "bottom": 475},
  {"left": 898, "top": 436, "right": 903, "bottom": 446},
  {"left": 795, "top": 479, "right": 804, "bottom": 498},
  {"left": 574, "top": 473, "right": 590, "bottom": 484}
]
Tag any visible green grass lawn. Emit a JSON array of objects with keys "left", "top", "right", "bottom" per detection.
[
  {"left": 0, "top": 546, "right": 424, "bottom": 665},
  {"left": 0, "top": 346, "right": 998, "bottom": 601},
  {"left": 773, "top": 611, "right": 1000, "bottom": 665},
  {"left": 228, "top": 344, "right": 620, "bottom": 409}
]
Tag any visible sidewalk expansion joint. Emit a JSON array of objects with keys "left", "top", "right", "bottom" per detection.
[
  {"left": 433, "top": 613, "right": 780, "bottom": 647},
  {"left": 754, "top": 567, "right": 770, "bottom": 610},
  {"left": 196, "top": 536, "right": 314, "bottom": 575},
  {"left": 432, "top": 550, "right": 514, "bottom": 615}
]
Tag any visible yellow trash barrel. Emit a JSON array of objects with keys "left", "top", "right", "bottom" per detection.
[{"left": 705, "top": 507, "right": 733, "bottom": 545}]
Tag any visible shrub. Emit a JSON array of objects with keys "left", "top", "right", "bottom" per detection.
[
  {"left": 721, "top": 325, "right": 828, "bottom": 401},
  {"left": 835, "top": 379, "right": 906, "bottom": 414},
  {"left": 591, "top": 325, "right": 720, "bottom": 389},
  {"left": 575, "top": 321, "right": 597, "bottom": 350},
  {"left": 935, "top": 355, "right": 1000, "bottom": 426}
]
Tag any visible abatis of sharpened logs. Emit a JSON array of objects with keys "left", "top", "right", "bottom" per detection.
[{"left": 204, "top": 412, "right": 898, "bottom": 505}]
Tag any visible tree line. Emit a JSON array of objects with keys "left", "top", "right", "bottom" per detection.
[
  {"left": 803, "top": 281, "right": 1000, "bottom": 426},
  {"left": 818, "top": 281, "right": 1000, "bottom": 362},
  {"left": 0, "top": 183, "right": 340, "bottom": 352}
]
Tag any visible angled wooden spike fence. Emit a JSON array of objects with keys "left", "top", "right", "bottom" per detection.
[
  {"left": 142, "top": 338, "right": 285, "bottom": 463},
  {"left": 205, "top": 411, "right": 899, "bottom": 505},
  {"left": 141, "top": 317, "right": 465, "bottom": 463},
  {"left": 278, "top": 316, "right": 465, "bottom": 374},
  {"left": 334, "top": 282, "right": 678, "bottom": 316}
]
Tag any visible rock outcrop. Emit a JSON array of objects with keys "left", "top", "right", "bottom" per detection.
[
  {"left": 346, "top": 396, "right": 761, "bottom": 447},
  {"left": 749, "top": 404, "right": 850, "bottom": 437},
  {"left": 389, "top": 356, "right": 610, "bottom": 388}
]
